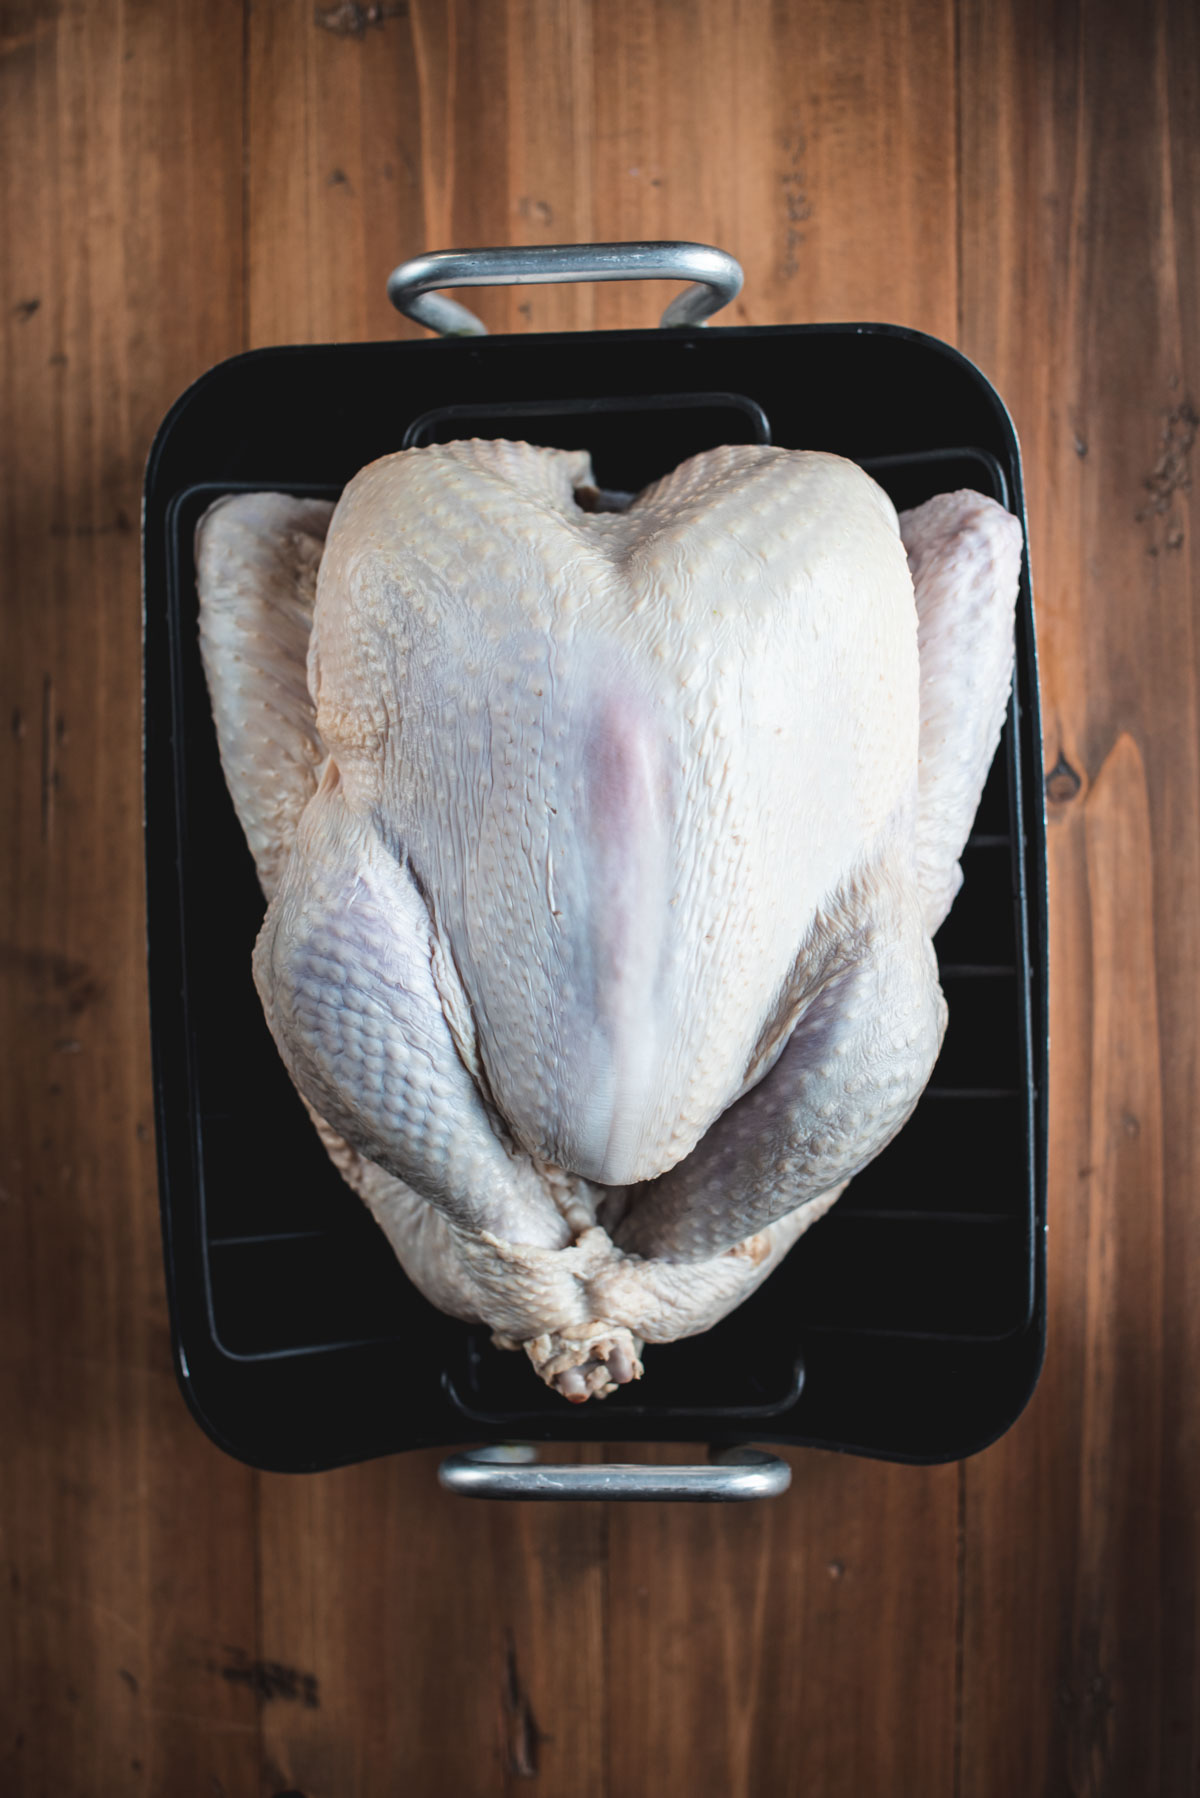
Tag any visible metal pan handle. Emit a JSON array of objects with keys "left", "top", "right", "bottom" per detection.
[
  {"left": 437, "top": 1442, "right": 791, "bottom": 1502},
  {"left": 386, "top": 241, "right": 743, "bottom": 337}
]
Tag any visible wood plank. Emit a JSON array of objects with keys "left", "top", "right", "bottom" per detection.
[
  {"left": 255, "top": 1448, "right": 608, "bottom": 1797},
  {"left": 606, "top": 1444, "right": 959, "bottom": 1798},
  {"left": 0, "top": 2, "right": 261, "bottom": 1794},
  {"left": 956, "top": 0, "right": 1200, "bottom": 1792},
  {"left": 248, "top": 0, "right": 428, "bottom": 348},
  {"left": 589, "top": 0, "right": 959, "bottom": 336}
]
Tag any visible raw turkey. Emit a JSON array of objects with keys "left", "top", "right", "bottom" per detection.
[{"left": 196, "top": 441, "right": 1022, "bottom": 1402}]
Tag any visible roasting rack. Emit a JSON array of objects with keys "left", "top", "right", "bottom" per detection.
[{"left": 144, "top": 242, "right": 1047, "bottom": 1498}]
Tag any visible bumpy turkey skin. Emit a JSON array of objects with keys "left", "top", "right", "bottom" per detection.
[{"left": 196, "top": 442, "right": 1021, "bottom": 1399}]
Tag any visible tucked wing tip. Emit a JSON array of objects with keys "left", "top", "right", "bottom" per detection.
[{"left": 196, "top": 490, "right": 337, "bottom": 897}]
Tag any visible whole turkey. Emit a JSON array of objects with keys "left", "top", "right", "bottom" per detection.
[{"left": 196, "top": 440, "right": 1022, "bottom": 1401}]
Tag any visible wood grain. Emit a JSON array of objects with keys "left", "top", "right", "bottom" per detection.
[
  {"left": 0, "top": 2, "right": 262, "bottom": 1794},
  {"left": 605, "top": 1443, "right": 958, "bottom": 1798},
  {"left": 956, "top": 2, "right": 1200, "bottom": 1794},
  {"left": 1, "top": 0, "right": 1198, "bottom": 1793},
  {"left": 255, "top": 1449, "right": 608, "bottom": 1796}
]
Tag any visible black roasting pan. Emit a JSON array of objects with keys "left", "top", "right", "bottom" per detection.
[{"left": 142, "top": 243, "right": 1047, "bottom": 1487}]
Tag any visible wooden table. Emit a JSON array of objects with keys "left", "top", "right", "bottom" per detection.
[{"left": 2, "top": 2, "right": 1196, "bottom": 1792}]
